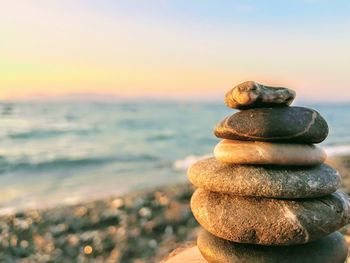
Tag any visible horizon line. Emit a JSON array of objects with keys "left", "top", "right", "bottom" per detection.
[{"left": 1, "top": 92, "right": 350, "bottom": 105}]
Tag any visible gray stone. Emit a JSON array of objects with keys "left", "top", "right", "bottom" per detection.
[
  {"left": 197, "top": 230, "right": 348, "bottom": 263},
  {"left": 214, "top": 107, "right": 328, "bottom": 143},
  {"left": 188, "top": 157, "right": 341, "bottom": 198},
  {"left": 191, "top": 189, "right": 350, "bottom": 245},
  {"left": 224, "top": 81, "right": 296, "bottom": 109}
]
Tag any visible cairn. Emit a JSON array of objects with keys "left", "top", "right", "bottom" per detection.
[{"left": 166, "top": 81, "right": 350, "bottom": 262}]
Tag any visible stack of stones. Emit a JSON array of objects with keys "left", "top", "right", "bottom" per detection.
[{"left": 165, "top": 81, "right": 350, "bottom": 263}]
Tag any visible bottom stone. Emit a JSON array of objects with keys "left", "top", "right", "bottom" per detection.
[
  {"left": 197, "top": 230, "right": 348, "bottom": 263},
  {"left": 162, "top": 246, "right": 208, "bottom": 263}
]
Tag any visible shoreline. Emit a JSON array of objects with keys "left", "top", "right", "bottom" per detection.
[{"left": 0, "top": 155, "right": 349, "bottom": 262}]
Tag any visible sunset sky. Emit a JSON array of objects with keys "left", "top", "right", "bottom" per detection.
[{"left": 0, "top": 1, "right": 350, "bottom": 101}]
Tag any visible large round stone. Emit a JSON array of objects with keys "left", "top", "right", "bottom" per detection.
[
  {"left": 197, "top": 230, "right": 348, "bottom": 263},
  {"left": 188, "top": 157, "right": 341, "bottom": 198},
  {"left": 214, "top": 107, "right": 328, "bottom": 143},
  {"left": 163, "top": 246, "right": 207, "bottom": 263},
  {"left": 214, "top": 139, "right": 326, "bottom": 166},
  {"left": 191, "top": 189, "right": 350, "bottom": 245}
]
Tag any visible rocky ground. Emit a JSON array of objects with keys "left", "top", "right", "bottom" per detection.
[
  {"left": 0, "top": 183, "right": 198, "bottom": 263},
  {"left": 0, "top": 156, "right": 349, "bottom": 262}
]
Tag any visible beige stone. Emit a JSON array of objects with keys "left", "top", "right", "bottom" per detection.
[
  {"left": 162, "top": 246, "right": 207, "bottom": 263},
  {"left": 214, "top": 139, "right": 326, "bottom": 165}
]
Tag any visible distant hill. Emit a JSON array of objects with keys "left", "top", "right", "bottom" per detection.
[{"left": 8, "top": 93, "right": 123, "bottom": 102}]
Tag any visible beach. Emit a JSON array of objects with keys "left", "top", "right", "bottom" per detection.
[
  {"left": 2, "top": 1, "right": 350, "bottom": 261},
  {"left": 0, "top": 155, "right": 349, "bottom": 262},
  {"left": 0, "top": 183, "right": 197, "bottom": 262}
]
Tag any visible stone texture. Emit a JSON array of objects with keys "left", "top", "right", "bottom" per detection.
[
  {"left": 162, "top": 246, "right": 207, "bottom": 263},
  {"left": 188, "top": 157, "right": 341, "bottom": 198},
  {"left": 197, "top": 230, "right": 348, "bottom": 263},
  {"left": 214, "top": 139, "right": 326, "bottom": 166},
  {"left": 191, "top": 188, "right": 350, "bottom": 245},
  {"left": 224, "top": 81, "right": 296, "bottom": 109},
  {"left": 214, "top": 107, "right": 328, "bottom": 143}
]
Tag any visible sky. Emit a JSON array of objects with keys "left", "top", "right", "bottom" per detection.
[{"left": 0, "top": 0, "right": 350, "bottom": 102}]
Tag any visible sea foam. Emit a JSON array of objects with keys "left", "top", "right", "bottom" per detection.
[
  {"left": 173, "top": 154, "right": 213, "bottom": 171},
  {"left": 325, "top": 145, "right": 350, "bottom": 157}
]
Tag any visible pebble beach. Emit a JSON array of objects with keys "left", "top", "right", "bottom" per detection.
[{"left": 0, "top": 156, "right": 348, "bottom": 262}]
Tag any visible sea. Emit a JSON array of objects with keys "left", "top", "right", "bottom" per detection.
[{"left": 0, "top": 100, "right": 349, "bottom": 214}]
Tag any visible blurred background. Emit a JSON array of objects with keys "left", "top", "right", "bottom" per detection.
[{"left": 0, "top": 1, "right": 349, "bottom": 262}]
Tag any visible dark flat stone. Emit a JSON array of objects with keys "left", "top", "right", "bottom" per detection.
[
  {"left": 197, "top": 230, "right": 348, "bottom": 263},
  {"left": 188, "top": 157, "right": 341, "bottom": 198},
  {"left": 191, "top": 189, "right": 350, "bottom": 245},
  {"left": 214, "top": 107, "right": 328, "bottom": 143},
  {"left": 224, "top": 81, "right": 296, "bottom": 109}
]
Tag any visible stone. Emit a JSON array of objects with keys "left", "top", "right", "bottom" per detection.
[
  {"left": 191, "top": 188, "right": 350, "bottom": 245},
  {"left": 197, "top": 230, "right": 348, "bottom": 263},
  {"left": 224, "top": 81, "right": 296, "bottom": 109},
  {"left": 162, "top": 246, "right": 208, "bottom": 263},
  {"left": 214, "top": 107, "right": 328, "bottom": 143},
  {"left": 188, "top": 157, "right": 341, "bottom": 198},
  {"left": 214, "top": 139, "right": 326, "bottom": 166}
]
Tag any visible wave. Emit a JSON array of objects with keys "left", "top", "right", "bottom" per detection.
[
  {"left": 146, "top": 130, "right": 175, "bottom": 141},
  {"left": 8, "top": 127, "right": 95, "bottom": 140},
  {"left": 0, "top": 153, "right": 159, "bottom": 175},
  {"left": 0, "top": 156, "right": 112, "bottom": 174},
  {"left": 172, "top": 154, "right": 213, "bottom": 171}
]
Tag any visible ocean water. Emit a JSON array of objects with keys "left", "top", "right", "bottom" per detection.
[{"left": 0, "top": 101, "right": 349, "bottom": 214}]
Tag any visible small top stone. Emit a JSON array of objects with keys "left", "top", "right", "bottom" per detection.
[{"left": 225, "top": 81, "right": 296, "bottom": 109}]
